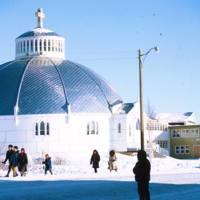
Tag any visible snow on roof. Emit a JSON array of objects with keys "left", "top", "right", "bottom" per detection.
[{"left": 154, "top": 112, "right": 193, "bottom": 123}]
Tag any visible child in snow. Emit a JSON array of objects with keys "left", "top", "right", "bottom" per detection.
[
  {"left": 133, "top": 150, "right": 151, "bottom": 200},
  {"left": 43, "top": 154, "right": 53, "bottom": 175},
  {"left": 108, "top": 150, "right": 118, "bottom": 172},
  {"left": 90, "top": 150, "right": 100, "bottom": 173}
]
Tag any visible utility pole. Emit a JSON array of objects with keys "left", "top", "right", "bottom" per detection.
[
  {"left": 139, "top": 49, "right": 144, "bottom": 150},
  {"left": 138, "top": 46, "right": 159, "bottom": 151}
]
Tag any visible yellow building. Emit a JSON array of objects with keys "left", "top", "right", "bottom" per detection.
[{"left": 169, "top": 125, "right": 200, "bottom": 158}]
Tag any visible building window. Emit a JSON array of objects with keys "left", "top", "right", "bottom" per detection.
[
  {"left": 52, "top": 40, "right": 54, "bottom": 51},
  {"left": 46, "top": 123, "right": 50, "bottom": 135},
  {"left": 172, "top": 130, "right": 180, "bottom": 138},
  {"left": 175, "top": 146, "right": 180, "bottom": 154},
  {"left": 40, "top": 121, "right": 45, "bottom": 135},
  {"left": 39, "top": 39, "right": 42, "bottom": 52},
  {"left": 27, "top": 40, "right": 29, "bottom": 52},
  {"left": 118, "top": 123, "right": 121, "bottom": 133},
  {"left": 35, "top": 40, "right": 38, "bottom": 52},
  {"left": 35, "top": 123, "right": 38, "bottom": 135},
  {"left": 87, "top": 121, "right": 99, "bottom": 135},
  {"left": 158, "top": 140, "right": 168, "bottom": 148},
  {"left": 136, "top": 119, "right": 140, "bottom": 130},
  {"left": 47, "top": 39, "right": 50, "bottom": 51},
  {"left": 175, "top": 145, "right": 190, "bottom": 154},
  {"left": 35, "top": 121, "right": 50, "bottom": 136},
  {"left": 23, "top": 41, "right": 26, "bottom": 52},
  {"left": 129, "top": 124, "right": 131, "bottom": 136},
  {"left": 44, "top": 39, "right": 46, "bottom": 51},
  {"left": 31, "top": 40, "right": 33, "bottom": 52}
]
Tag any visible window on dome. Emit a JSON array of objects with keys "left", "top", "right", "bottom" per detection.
[
  {"left": 31, "top": 40, "right": 33, "bottom": 52},
  {"left": 60, "top": 41, "right": 62, "bottom": 52},
  {"left": 58, "top": 41, "right": 61, "bottom": 52},
  {"left": 44, "top": 39, "right": 46, "bottom": 51},
  {"left": 55, "top": 40, "right": 57, "bottom": 52},
  {"left": 23, "top": 41, "right": 25, "bottom": 53},
  {"left": 27, "top": 40, "right": 29, "bottom": 52},
  {"left": 39, "top": 39, "right": 42, "bottom": 52},
  {"left": 35, "top": 40, "right": 38, "bottom": 52},
  {"left": 118, "top": 123, "right": 121, "bottom": 133},
  {"left": 21, "top": 41, "right": 23, "bottom": 53},
  {"left": 48, "top": 40, "right": 50, "bottom": 51},
  {"left": 35, "top": 123, "right": 38, "bottom": 135},
  {"left": 52, "top": 40, "right": 54, "bottom": 51},
  {"left": 40, "top": 121, "right": 45, "bottom": 135}
]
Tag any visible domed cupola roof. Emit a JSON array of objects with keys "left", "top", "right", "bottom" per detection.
[
  {"left": 15, "top": 8, "right": 65, "bottom": 60},
  {"left": 0, "top": 8, "right": 123, "bottom": 117}
]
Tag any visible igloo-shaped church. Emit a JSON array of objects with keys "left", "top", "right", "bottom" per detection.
[{"left": 0, "top": 8, "right": 141, "bottom": 157}]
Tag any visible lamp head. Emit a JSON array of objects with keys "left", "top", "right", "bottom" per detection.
[{"left": 154, "top": 46, "right": 159, "bottom": 53}]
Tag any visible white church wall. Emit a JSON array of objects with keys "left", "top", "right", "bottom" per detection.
[
  {"left": 109, "top": 115, "right": 127, "bottom": 152},
  {"left": 0, "top": 112, "right": 111, "bottom": 158}
]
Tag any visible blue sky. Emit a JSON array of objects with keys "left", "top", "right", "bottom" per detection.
[{"left": 0, "top": 0, "right": 200, "bottom": 121}]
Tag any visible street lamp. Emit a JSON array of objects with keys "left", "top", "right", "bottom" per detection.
[{"left": 138, "top": 46, "right": 159, "bottom": 150}]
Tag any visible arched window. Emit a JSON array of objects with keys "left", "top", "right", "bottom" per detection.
[
  {"left": 35, "top": 40, "right": 38, "bottom": 52},
  {"left": 35, "top": 123, "right": 38, "bottom": 135},
  {"left": 31, "top": 40, "right": 33, "bottom": 52},
  {"left": 118, "top": 123, "right": 121, "bottom": 133},
  {"left": 39, "top": 39, "right": 42, "bottom": 52},
  {"left": 52, "top": 40, "right": 54, "bottom": 51},
  {"left": 48, "top": 40, "right": 51, "bottom": 51},
  {"left": 40, "top": 121, "right": 45, "bottom": 135},
  {"left": 91, "top": 121, "right": 95, "bottom": 134},
  {"left": 27, "top": 40, "right": 29, "bottom": 52},
  {"left": 21, "top": 41, "right": 23, "bottom": 53},
  {"left": 55, "top": 40, "right": 57, "bottom": 52},
  {"left": 46, "top": 122, "right": 50, "bottom": 135},
  {"left": 129, "top": 124, "right": 131, "bottom": 136},
  {"left": 44, "top": 39, "right": 46, "bottom": 51},
  {"left": 136, "top": 119, "right": 140, "bottom": 130},
  {"left": 87, "top": 123, "right": 90, "bottom": 135},
  {"left": 23, "top": 41, "right": 26, "bottom": 52},
  {"left": 96, "top": 122, "right": 99, "bottom": 135},
  {"left": 58, "top": 40, "right": 61, "bottom": 52}
]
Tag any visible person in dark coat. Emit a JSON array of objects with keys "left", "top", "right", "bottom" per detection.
[
  {"left": 18, "top": 148, "right": 28, "bottom": 176},
  {"left": 2, "top": 144, "right": 14, "bottom": 177},
  {"left": 43, "top": 154, "right": 53, "bottom": 175},
  {"left": 90, "top": 149, "right": 100, "bottom": 173},
  {"left": 10, "top": 146, "right": 19, "bottom": 177},
  {"left": 133, "top": 150, "right": 151, "bottom": 200}
]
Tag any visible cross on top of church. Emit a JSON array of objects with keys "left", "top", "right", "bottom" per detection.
[{"left": 35, "top": 8, "right": 45, "bottom": 28}]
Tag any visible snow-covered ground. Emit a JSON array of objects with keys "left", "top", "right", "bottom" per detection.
[{"left": 0, "top": 153, "right": 200, "bottom": 200}]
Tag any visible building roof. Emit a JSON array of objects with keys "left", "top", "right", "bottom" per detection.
[
  {"left": 154, "top": 112, "right": 194, "bottom": 123},
  {"left": 0, "top": 57, "right": 123, "bottom": 115},
  {"left": 17, "top": 28, "right": 60, "bottom": 39}
]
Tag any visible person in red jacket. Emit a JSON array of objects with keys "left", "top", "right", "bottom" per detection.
[
  {"left": 18, "top": 148, "right": 28, "bottom": 176},
  {"left": 133, "top": 150, "right": 151, "bottom": 200}
]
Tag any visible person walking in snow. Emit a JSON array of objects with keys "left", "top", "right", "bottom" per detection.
[
  {"left": 2, "top": 144, "right": 14, "bottom": 177},
  {"left": 18, "top": 148, "right": 28, "bottom": 176},
  {"left": 43, "top": 154, "right": 53, "bottom": 175},
  {"left": 10, "top": 146, "right": 19, "bottom": 177},
  {"left": 108, "top": 150, "right": 118, "bottom": 172},
  {"left": 90, "top": 150, "right": 100, "bottom": 173},
  {"left": 133, "top": 150, "right": 151, "bottom": 200}
]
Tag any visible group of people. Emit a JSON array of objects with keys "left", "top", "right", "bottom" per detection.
[
  {"left": 2, "top": 144, "right": 53, "bottom": 177},
  {"left": 90, "top": 149, "right": 151, "bottom": 200},
  {"left": 2, "top": 145, "right": 28, "bottom": 177},
  {"left": 2, "top": 145, "right": 150, "bottom": 199},
  {"left": 90, "top": 149, "right": 118, "bottom": 173}
]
